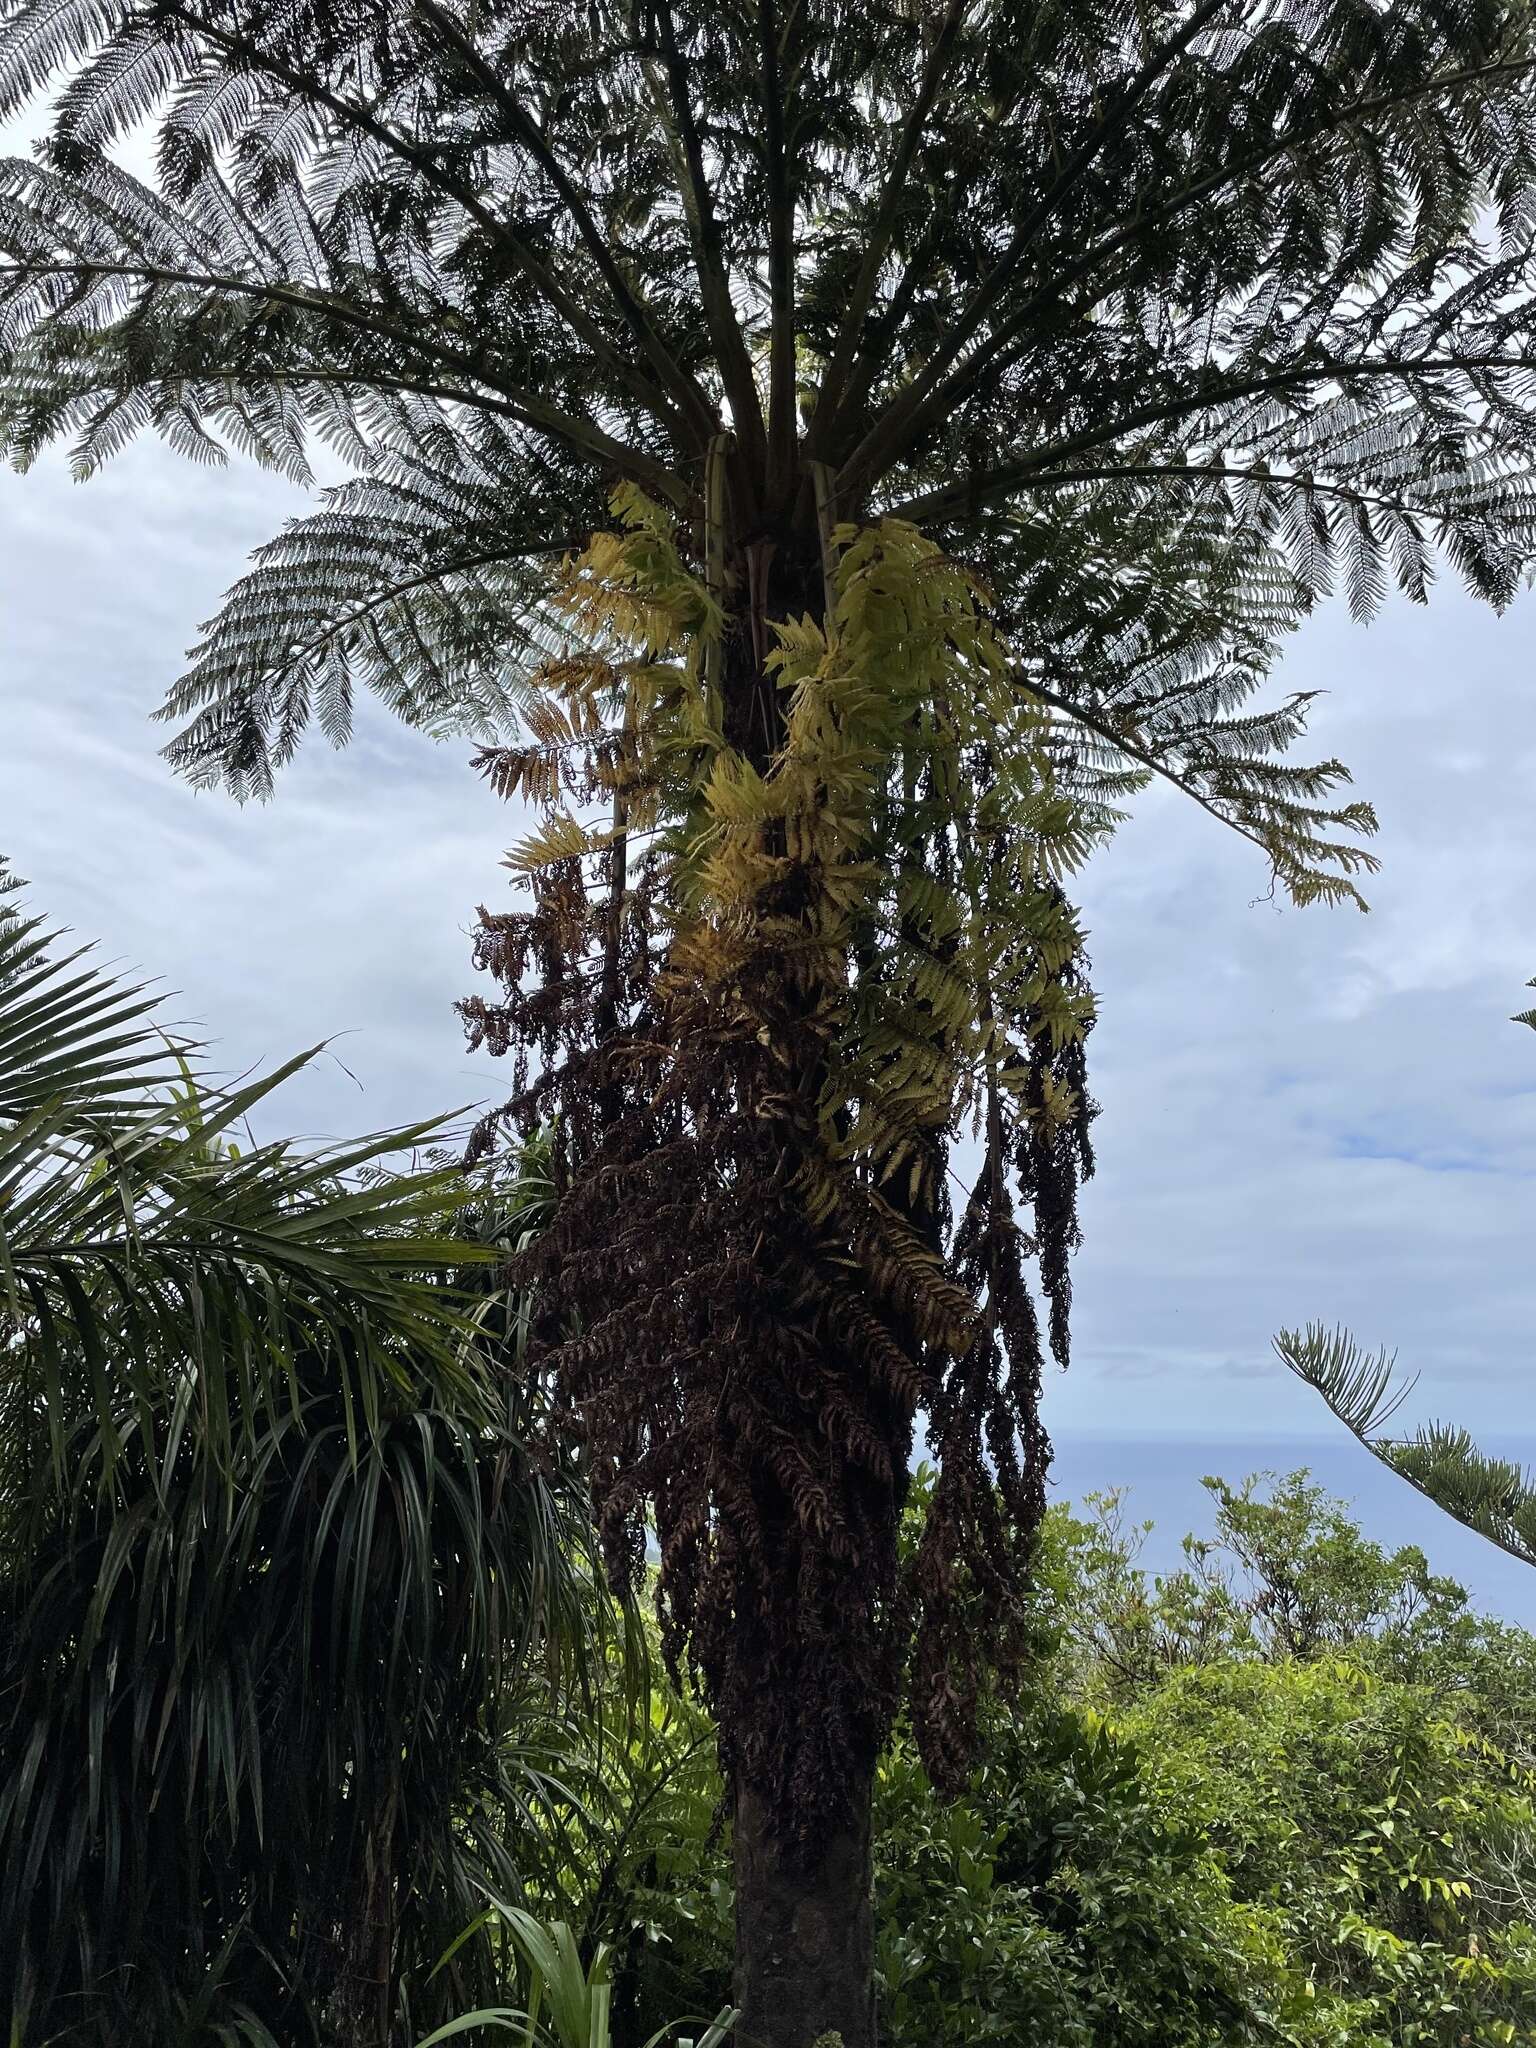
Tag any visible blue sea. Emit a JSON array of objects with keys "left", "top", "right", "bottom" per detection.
[{"left": 1048, "top": 1431, "right": 1536, "bottom": 1628}]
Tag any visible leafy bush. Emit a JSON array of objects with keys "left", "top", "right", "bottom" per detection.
[
  {"left": 1131, "top": 1658, "right": 1536, "bottom": 2044},
  {"left": 0, "top": 904, "right": 596, "bottom": 2045},
  {"left": 529, "top": 1472, "right": 1536, "bottom": 2048},
  {"left": 874, "top": 1701, "right": 1288, "bottom": 2047}
]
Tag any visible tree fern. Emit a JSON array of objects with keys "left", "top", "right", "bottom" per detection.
[
  {"left": 1, "top": 1, "right": 1534, "bottom": 900},
  {"left": 8, "top": 4, "right": 1536, "bottom": 2039}
]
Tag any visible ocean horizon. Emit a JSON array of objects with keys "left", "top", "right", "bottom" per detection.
[{"left": 1048, "top": 1428, "right": 1536, "bottom": 1627}]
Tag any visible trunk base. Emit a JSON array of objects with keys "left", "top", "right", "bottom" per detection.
[{"left": 732, "top": 1770, "right": 875, "bottom": 2048}]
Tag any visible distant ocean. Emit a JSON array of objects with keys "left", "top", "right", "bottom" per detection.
[{"left": 1048, "top": 1431, "right": 1536, "bottom": 1628}]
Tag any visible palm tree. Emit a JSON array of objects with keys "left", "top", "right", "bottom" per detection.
[
  {"left": 7, "top": 6, "right": 1536, "bottom": 2038},
  {"left": 0, "top": 892, "right": 591, "bottom": 2045}
]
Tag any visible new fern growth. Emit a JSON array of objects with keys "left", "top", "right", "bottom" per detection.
[{"left": 460, "top": 494, "right": 1098, "bottom": 1816}]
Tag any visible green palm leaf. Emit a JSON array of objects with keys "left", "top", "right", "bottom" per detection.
[
  {"left": 1277, "top": 1323, "right": 1536, "bottom": 1571},
  {"left": 0, "top": 889, "right": 594, "bottom": 2044}
]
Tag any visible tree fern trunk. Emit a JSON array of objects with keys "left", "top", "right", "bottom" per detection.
[
  {"left": 733, "top": 1769, "right": 876, "bottom": 2048},
  {"left": 722, "top": 531, "right": 881, "bottom": 2048}
]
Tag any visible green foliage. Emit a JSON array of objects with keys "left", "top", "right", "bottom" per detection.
[
  {"left": 1280, "top": 1325, "right": 1536, "bottom": 1572},
  {"left": 427, "top": 1908, "right": 620, "bottom": 2048},
  {"left": 1059, "top": 1472, "right": 1479, "bottom": 1699},
  {"left": 417, "top": 1902, "right": 738, "bottom": 2048},
  {"left": 462, "top": 489, "right": 1101, "bottom": 1828},
  {"left": 8, "top": 4, "right": 1536, "bottom": 2031},
  {"left": 439, "top": 1473, "right": 1536, "bottom": 2048},
  {"left": 1130, "top": 1658, "right": 1536, "bottom": 2044},
  {"left": 9, "top": 0, "right": 1536, "bottom": 894},
  {"left": 860, "top": 1473, "right": 1536, "bottom": 2045},
  {"left": 0, "top": 892, "right": 595, "bottom": 2045},
  {"left": 875, "top": 1479, "right": 1536, "bottom": 2048},
  {"left": 873, "top": 1700, "right": 1286, "bottom": 2048},
  {"left": 501, "top": 492, "right": 1095, "bottom": 1209}
]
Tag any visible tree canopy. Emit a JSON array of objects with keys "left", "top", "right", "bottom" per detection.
[{"left": 3, "top": 0, "right": 1534, "bottom": 894}]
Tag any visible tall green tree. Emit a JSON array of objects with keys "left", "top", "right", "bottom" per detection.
[
  {"left": 0, "top": 892, "right": 591, "bottom": 2044},
  {"left": 7, "top": 5, "right": 1536, "bottom": 2038}
]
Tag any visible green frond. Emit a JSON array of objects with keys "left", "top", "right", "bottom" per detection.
[
  {"left": 1274, "top": 1324, "right": 1415, "bottom": 1441},
  {"left": 0, "top": 897, "right": 595, "bottom": 2041},
  {"left": 154, "top": 419, "right": 589, "bottom": 795},
  {"left": 1278, "top": 1322, "right": 1536, "bottom": 1570},
  {"left": 5, "top": 0, "right": 1536, "bottom": 816}
]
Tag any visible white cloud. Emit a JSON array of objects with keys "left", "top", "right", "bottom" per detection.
[
  {"left": 1060, "top": 589, "right": 1536, "bottom": 1442},
  {"left": 1, "top": 444, "right": 516, "bottom": 1143}
]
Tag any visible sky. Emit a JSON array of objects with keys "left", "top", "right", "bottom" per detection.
[{"left": 3, "top": 436, "right": 1536, "bottom": 1617}]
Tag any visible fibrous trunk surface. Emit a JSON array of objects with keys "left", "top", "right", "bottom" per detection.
[{"left": 733, "top": 1767, "right": 875, "bottom": 2048}]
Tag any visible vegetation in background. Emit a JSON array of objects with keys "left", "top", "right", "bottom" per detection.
[
  {"left": 505, "top": 1473, "right": 1536, "bottom": 2048},
  {"left": 3, "top": 867, "right": 1532, "bottom": 2048},
  {"left": 7, "top": 887, "right": 1530, "bottom": 2046}
]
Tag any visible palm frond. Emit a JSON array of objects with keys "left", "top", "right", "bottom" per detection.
[
  {"left": 0, "top": 899, "right": 596, "bottom": 2043},
  {"left": 1273, "top": 1322, "right": 1418, "bottom": 1441}
]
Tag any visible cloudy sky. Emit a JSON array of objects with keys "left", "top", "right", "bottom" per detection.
[{"left": 4, "top": 436, "right": 1535, "bottom": 1612}]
